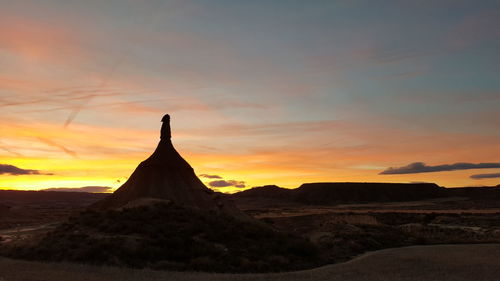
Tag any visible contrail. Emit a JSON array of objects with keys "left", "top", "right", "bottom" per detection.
[
  {"left": 18, "top": 96, "right": 168, "bottom": 114},
  {"left": 0, "top": 145, "right": 24, "bottom": 157},
  {"left": 62, "top": 1, "right": 169, "bottom": 128},
  {"left": 37, "top": 137, "right": 78, "bottom": 158}
]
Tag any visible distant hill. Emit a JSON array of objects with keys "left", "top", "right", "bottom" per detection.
[
  {"left": 234, "top": 185, "right": 293, "bottom": 198},
  {"left": 230, "top": 185, "right": 295, "bottom": 209},
  {"left": 0, "top": 190, "right": 107, "bottom": 207},
  {"left": 294, "top": 182, "right": 445, "bottom": 204},
  {"left": 232, "top": 182, "right": 500, "bottom": 206},
  {"left": 4, "top": 184, "right": 499, "bottom": 209},
  {"left": 447, "top": 185, "right": 500, "bottom": 200}
]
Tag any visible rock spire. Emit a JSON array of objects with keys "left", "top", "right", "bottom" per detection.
[{"left": 93, "top": 114, "right": 244, "bottom": 218}]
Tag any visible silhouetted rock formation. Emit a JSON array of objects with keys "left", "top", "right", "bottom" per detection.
[
  {"left": 231, "top": 185, "right": 295, "bottom": 208},
  {"left": 233, "top": 185, "right": 292, "bottom": 199},
  {"left": 93, "top": 114, "right": 243, "bottom": 218},
  {"left": 294, "top": 182, "right": 445, "bottom": 204},
  {"left": 232, "top": 182, "right": 447, "bottom": 206}
]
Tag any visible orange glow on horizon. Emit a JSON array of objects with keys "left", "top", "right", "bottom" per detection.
[{"left": 1, "top": 114, "right": 500, "bottom": 193}]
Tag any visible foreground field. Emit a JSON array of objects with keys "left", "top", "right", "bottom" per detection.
[{"left": 0, "top": 244, "right": 499, "bottom": 281}]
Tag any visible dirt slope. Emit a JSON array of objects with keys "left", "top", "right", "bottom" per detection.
[{"left": 0, "top": 244, "right": 499, "bottom": 281}]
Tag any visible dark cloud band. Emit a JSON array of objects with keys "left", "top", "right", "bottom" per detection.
[
  {"left": 470, "top": 173, "right": 500, "bottom": 179},
  {"left": 209, "top": 180, "right": 246, "bottom": 188},
  {"left": 380, "top": 162, "right": 500, "bottom": 175},
  {"left": 43, "top": 186, "right": 112, "bottom": 193},
  {"left": 0, "top": 164, "right": 53, "bottom": 176}
]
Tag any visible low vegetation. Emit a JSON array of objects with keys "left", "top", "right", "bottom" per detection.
[{"left": 2, "top": 202, "right": 323, "bottom": 273}]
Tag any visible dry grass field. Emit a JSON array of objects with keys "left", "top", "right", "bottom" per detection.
[{"left": 0, "top": 244, "right": 499, "bottom": 281}]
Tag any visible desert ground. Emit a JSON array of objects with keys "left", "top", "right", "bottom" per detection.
[
  {"left": 0, "top": 244, "right": 499, "bottom": 281},
  {"left": 1, "top": 189, "right": 500, "bottom": 278}
]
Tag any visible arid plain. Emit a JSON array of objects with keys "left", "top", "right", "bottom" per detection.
[{"left": 1, "top": 184, "right": 500, "bottom": 281}]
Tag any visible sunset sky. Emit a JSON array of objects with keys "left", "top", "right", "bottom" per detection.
[{"left": 1, "top": 0, "right": 499, "bottom": 193}]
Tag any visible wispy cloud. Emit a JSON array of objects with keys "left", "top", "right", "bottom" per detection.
[
  {"left": 0, "top": 141, "right": 24, "bottom": 157},
  {"left": 448, "top": 10, "right": 500, "bottom": 50},
  {"left": 42, "top": 186, "right": 112, "bottom": 193},
  {"left": 0, "top": 164, "right": 53, "bottom": 176},
  {"left": 37, "top": 137, "right": 78, "bottom": 158},
  {"left": 199, "top": 174, "right": 222, "bottom": 179},
  {"left": 470, "top": 173, "right": 500, "bottom": 180},
  {"left": 368, "top": 48, "right": 427, "bottom": 65},
  {"left": 380, "top": 162, "right": 500, "bottom": 175}
]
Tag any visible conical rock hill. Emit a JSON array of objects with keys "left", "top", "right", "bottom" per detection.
[{"left": 93, "top": 114, "right": 243, "bottom": 218}]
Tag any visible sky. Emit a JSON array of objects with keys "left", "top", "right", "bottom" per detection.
[{"left": 1, "top": 0, "right": 499, "bottom": 193}]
